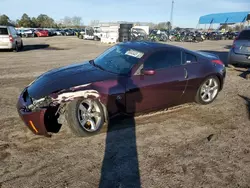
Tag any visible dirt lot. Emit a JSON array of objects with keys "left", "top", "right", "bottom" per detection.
[{"left": 0, "top": 37, "right": 250, "bottom": 188}]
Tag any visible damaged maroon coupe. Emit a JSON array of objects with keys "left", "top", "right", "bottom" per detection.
[{"left": 17, "top": 42, "right": 226, "bottom": 137}]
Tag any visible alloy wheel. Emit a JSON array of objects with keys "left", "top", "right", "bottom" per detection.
[
  {"left": 200, "top": 78, "right": 219, "bottom": 103},
  {"left": 77, "top": 99, "right": 102, "bottom": 132}
]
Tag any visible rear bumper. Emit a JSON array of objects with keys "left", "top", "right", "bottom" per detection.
[
  {"left": 228, "top": 49, "right": 250, "bottom": 65},
  {"left": 0, "top": 42, "right": 14, "bottom": 49},
  {"left": 37, "top": 33, "right": 49, "bottom": 37},
  {"left": 17, "top": 89, "right": 49, "bottom": 136}
]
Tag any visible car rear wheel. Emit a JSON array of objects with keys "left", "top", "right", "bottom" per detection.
[
  {"left": 19, "top": 41, "right": 23, "bottom": 51},
  {"left": 13, "top": 43, "right": 19, "bottom": 52},
  {"left": 65, "top": 98, "right": 105, "bottom": 137},
  {"left": 195, "top": 76, "right": 220, "bottom": 105}
]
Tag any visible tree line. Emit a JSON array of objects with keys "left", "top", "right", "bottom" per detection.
[
  {"left": 0, "top": 13, "right": 83, "bottom": 28},
  {"left": 0, "top": 13, "right": 175, "bottom": 30}
]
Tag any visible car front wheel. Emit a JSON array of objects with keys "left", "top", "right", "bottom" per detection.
[
  {"left": 195, "top": 76, "right": 220, "bottom": 105},
  {"left": 65, "top": 98, "right": 105, "bottom": 137}
]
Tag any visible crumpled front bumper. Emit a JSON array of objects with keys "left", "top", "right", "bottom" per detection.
[{"left": 16, "top": 89, "right": 49, "bottom": 136}]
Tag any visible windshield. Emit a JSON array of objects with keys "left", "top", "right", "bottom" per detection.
[
  {"left": 238, "top": 30, "right": 250, "bottom": 40},
  {"left": 93, "top": 45, "right": 144, "bottom": 75},
  {"left": 0, "top": 28, "right": 8, "bottom": 35}
]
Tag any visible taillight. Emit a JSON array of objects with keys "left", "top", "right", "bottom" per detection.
[
  {"left": 9, "top": 35, "right": 13, "bottom": 42},
  {"left": 232, "top": 37, "right": 238, "bottom": 48},
  {"left": 212, "top": 59, "right": 224, "bottom": 65}
]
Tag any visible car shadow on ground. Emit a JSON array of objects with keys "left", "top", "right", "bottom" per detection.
[
  {"left": 0, "top": 44, "right": 50, "bottom": 52},
  {"left": 99, "top": 77, "right": 141, "bottom": 188},
  {"left": 22, "top": 44, "right": 50, "bottom": 51},
  {"left": 237, "top": 69, "right": 250, "bottom": 79},
  {"left": 224, "top": 45, "right": 232, "bottom": 49},
  {"left": 238, "top": 95, "right": 250, "bottom": 120},
  {"left": 200, "top": 50, "right": 229, "bottom": 66}
]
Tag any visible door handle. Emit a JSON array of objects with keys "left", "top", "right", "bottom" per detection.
[{"left": 184, "top": 68, "right": 188, "bottom": 79}]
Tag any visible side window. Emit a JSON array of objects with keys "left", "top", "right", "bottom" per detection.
[
  {"left": 167, "top": 50, "right": 182, "bottom": 67},
  {"left": 144, "top": 51, "right": 169, "bottom": 70},
  {"left": 185, "top": 53, "right": 197, "bottom": 63},
  {"left": 12, "top": 28, "right": 17, "bottom": 35},
  {"left": 9, "top": 27, "right": 16, "bottom": 35},
  {"left": 144, "top": 50, "right": 182, "bottom": 70},
  {"left": 8, "top": 27, "right": 13, "bottom": 35}
]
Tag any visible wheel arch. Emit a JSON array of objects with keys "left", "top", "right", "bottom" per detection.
[
  {"left": 215, "top": 73, "right": 224, "bottom": 91},
  {"left": 196, "top": 73, "right": 222, "bottom": 94}
]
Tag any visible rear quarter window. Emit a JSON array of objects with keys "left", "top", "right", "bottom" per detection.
[
  {"left": 184, "top": 53, "right": 197, "bottom": 63},
  {"left": 0, "top": 28, "right": 8, "bottom": 35},
  {"left": 238, "top": 30, "right": 250, "bottom": 40}
]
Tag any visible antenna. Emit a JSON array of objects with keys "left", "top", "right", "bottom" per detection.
[{"left": 170, "top": 0, "right": 174, "bottom": 29}]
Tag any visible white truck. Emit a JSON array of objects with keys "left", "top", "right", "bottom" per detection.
[{"left": 78, "top": 26, "right": 103, "bottom": 41}]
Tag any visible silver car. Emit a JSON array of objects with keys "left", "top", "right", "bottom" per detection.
[
  {"left": 0, "top": 26, "right": 23, "bottom": 51},
  {"left": 228, "top": 29, "right": 250, "bottom": 66}
]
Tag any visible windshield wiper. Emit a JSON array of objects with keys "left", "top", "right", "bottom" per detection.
[{"left": 89, "top": 60, "right": 105, "bottom": 71}]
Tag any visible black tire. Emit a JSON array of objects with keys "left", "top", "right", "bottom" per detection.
[
  {"left": 94, "top": 36, "right": 99, "bottom": 41},
  {"left": 119, "top": 33, "right": 130, "bottom": 37},
  {"left": 120, "top": 24, "right": 133, "bottom": 29},
  {"left": 119, "top": 37, "right": 130, "bottom": 42},
  {"left": 119, "top": 28, "right": 130, "bottom": 33},
  {"left": 20, "top": 41, "right": 23, "bottom": 50},
  {"left": 13, "top": 42, "right": 19, "bottom": 52},
  {"left": 195, "top": 76, "right": 220, "bottom": 105},
  {"left": 119, "top": 30, "right": 131, "bottom": 33},
  {"left": 65, "top": 98, "right": 105, "bottom": 137},
  {"left": 119, "top": 33, "right": 131, "bottom": 37}
]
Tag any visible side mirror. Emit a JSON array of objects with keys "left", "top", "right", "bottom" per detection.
[{"left": 141, "top": 69, "right": 155, "bottom": 75}]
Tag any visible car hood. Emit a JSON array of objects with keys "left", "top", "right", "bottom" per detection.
[{"left": 28, "top": 61, "right": 117, "bottom": 99}]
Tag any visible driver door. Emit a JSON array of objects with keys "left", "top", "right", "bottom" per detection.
[{"left": 126, "top": 49, "right": 188, "bottom": 113}]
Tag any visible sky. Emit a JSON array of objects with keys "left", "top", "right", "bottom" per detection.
[{"left": 0, "top": 0, "right": 250, "bottom": 27}]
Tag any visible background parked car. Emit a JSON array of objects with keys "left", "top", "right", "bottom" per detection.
[
  {"left": 47, "top": 29, "right": 56, "bottom": 36},
  {"left": 207, "top": 32, "right": 223, "bottom": 40},
  {"left": 20, "top": 29, "right": 36, "bottom": 38},
  {"left": 228, "top": 29, "right": 250, "bottom": 67},
  {"left": 131, "top": 28, "right": 148, "bottom": 41},
  {"left": 34, "top": 29, "right": 49, "bottom": 37},
  {"left": 222, "top": 31, "right": 239, "bottom": 40},
  {"left": 55, "top": 29, "right": 65, "bottom": 36},
  {"left": 70, "top": 29, "right": 79, "bottom": 35},
  {"left": 64, "top": 29, "right": 74, "bottom": 36},
  {"left": 0, "top": 26, "right": 23, "bottom": 52}
]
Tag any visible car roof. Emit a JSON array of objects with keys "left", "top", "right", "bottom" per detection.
[
  {"left": 241, "top": 28, "right": 250, "bottom": 31},
  {"left": 0, "top": 25, "right": 8, "bottom": 28},
  {"left": 118, "top": 41, "right": 180, "bottom": 53}
]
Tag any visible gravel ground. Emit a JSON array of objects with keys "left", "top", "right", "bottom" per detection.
[{"left": 0, "top": 37, "right": 249, "bottom": 188}]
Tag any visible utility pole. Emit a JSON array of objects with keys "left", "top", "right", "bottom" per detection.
[{"left": 170, "top": 0, "right": 174, "bottom": 29}]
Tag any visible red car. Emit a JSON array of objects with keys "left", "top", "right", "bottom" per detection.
[
  {"left": 34, "top": 29, "right": 49, "bottom": 37},
  {"left": 17, "top": 42, "right": 226, "bottom": 137}
]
